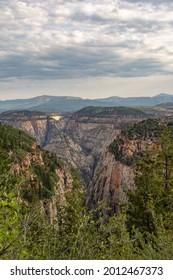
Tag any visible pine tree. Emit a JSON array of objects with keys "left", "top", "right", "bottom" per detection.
[
  {"left": 126, "top": 125, "right": 173, "bottom": 254},
  {"left": 156, "top": 126, "right": 173, "bottom": 229}
]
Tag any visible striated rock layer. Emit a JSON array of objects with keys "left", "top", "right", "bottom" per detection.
[
  {"left": 0, "top": 109, "right": 150, "bottom": 214},
  {"left": 87, "top": 149, "right": 134, "bottom": 214}
]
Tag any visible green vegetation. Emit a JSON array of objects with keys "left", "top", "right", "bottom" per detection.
[
  {"left": 122, "top": 119, "right": 163, "bottom": 140},
  {"left": 125, "top": 126, "right": 173, "bottom": 258},
  {"left": 109, "top": 119, "right": 165, "bottom": 165},
  {"left": 0, "top": 110, "right": 46, "bottom": 117},
  {"left": 0, "top": 122, "right": 34, "bottom": 158},
  {"left": 0, "top": 122, "right": 173, "bottom": 259},
  {"left": 0, "top": 155, "right": 22, "bottom": 259},
  {"left": 75, "top": 106, "right": 147, "bottom": 118},
  {"left": 136, "top": 103, "right": 173, "bottom": 116},
  {"left": 0, "top": 123, "right": 60, "bottom": 201},
  {"left": 109, "top": 137, "right": 132, "bottom": 165}
]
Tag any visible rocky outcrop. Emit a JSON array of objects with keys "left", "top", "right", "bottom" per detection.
[
  {"left": 89, "top": 119, "right": 164, "bottom": 214},
  {"left": 87, "top": 149, "right": 134, "bottom": 214},
  {"left": 9, "top": 133, "right": 74, "bottom": 225},
  {"left": 41, "top": 165, "right": 73, "bottom": 225}
]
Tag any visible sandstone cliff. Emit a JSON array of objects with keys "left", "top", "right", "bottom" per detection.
[
  {"left": 0, "top": 108, "right": 151, "bottom": 215},
  {"left": 88, "top": 149, "right": 134, "bottom": 214},
  {"left": 88, "top": 119, "right": 165, "bottom": 214}
]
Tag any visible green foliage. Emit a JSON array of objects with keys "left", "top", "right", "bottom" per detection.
[
  {"left": 0, "top": 123, "right": 64, "bottom": 259},
  {"left": 122, "top": 119, "right": 163, "bottom": 140},
  {"left": 0, "top": 123, "right": 34, "bottom": 160},
  {"left": 125, "top": 126, "right": 173, "bottom": 257},
  {"left": 0, "top": 156, "right": 23, "bottom": 259},
  {"left": 109, "top": 137, "right": 134, "bottom": 165},
  {"left": 109, "top": 119, "right": 165, "bottom": 165},
  {"left": 126, "top": 149, "right": 163, "bottom": 237},
  {"left": 1, "top": 122, "right": 173, "bottom": 260},
  {"left": 0, "top": 123, "right": 63, "bottom": 202},
  {"left": 75, "top": 106, "right": 146, "bottom": 118}
]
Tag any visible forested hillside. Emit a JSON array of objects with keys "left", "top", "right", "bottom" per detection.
[
  {"left": 109, "top": 119, "right": 163, "bottom": 165},
  {"left": 0, "top": 123, "right": 78, "bottom": 259},
  {"left": 75, "top": 106, "right": 147, "bottom": 118}
]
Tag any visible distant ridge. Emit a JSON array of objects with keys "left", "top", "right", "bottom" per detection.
[
  {"left": 0, "top": 93, "right": 173, "bottom": 112},
  {"left": 156, "top": 102, "right": 173, "bottom": 108},
  {"left": 75, "top": 106, "right": 147, "bottom": 117}
]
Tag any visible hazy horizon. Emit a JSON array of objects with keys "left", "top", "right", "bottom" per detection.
[
  {"left": 1, "top": 91, "right": 173, "bottom": 102},
  {"left": 1, "top": 1, "right": 173, "bottom": 100}
]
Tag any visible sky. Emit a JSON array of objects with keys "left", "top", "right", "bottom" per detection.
[{"left": 0, "top": 0, "right": 173, "bottom": 100}]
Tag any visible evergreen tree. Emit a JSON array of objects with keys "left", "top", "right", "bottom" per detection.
[{"left": 126, "top": 125, "right": 173, "bottom": 254}]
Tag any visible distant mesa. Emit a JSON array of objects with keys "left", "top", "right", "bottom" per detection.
[{"left": 74, "top": 106, "right": 147, "bottom": 117}]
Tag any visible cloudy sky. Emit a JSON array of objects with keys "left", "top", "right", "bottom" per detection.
[{"left": 0, "top": 0, "right": 173, "bottom": 100}]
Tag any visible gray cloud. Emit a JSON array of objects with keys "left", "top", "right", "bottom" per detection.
[
  {"left": 123, "top": 0, "right": 173, "bottom": 3},
  {"left": 0, "top": 0, "right": 173, "bottom": 84}
]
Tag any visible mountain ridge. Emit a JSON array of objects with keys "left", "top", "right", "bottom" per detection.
[{"left": 1, "top": 93, "right": 173, "bottom": 112}]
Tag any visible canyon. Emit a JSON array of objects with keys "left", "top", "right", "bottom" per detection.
[
  {"left": 0, "top": 107, "right": 147, "bottom": 210},
  {"left": 0, "top": 107, "right": 170, "bottom": 213}
]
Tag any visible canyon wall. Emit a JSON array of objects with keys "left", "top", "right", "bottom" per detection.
[{"left": 0, "top": 109, "right": 149, "bottom": 213}]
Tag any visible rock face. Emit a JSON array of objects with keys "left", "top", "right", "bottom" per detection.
[
  {"left": 42, "top": 164, "right": 74, "bottom": 225},
  {"left": 88, "top": 149, "right": 134, "bottom": 214},
  {"left": 43, "top": 107, "right": 147, "bottom": 185},
  {"left": 0, "top": 108, "right": 149, "bottom": 214},
  {"left": 44, "top": 115, "right": 121, "bottom": 184},
  {"left": 16, "top": 142, "right": 73, "bottom": 224},
  {"left": 95, "top": 119, "right": 164, "bottom": 213},
  {"left": 0, "top": 110, "right": 50, "bottom": 146},
  {"left": 89, "top": 135, "right": 159, "bottom": 214}
]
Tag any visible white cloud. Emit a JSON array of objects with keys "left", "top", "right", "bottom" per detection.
[{"left": 0, "top": 0, "right": 173, "bottom": 98}]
